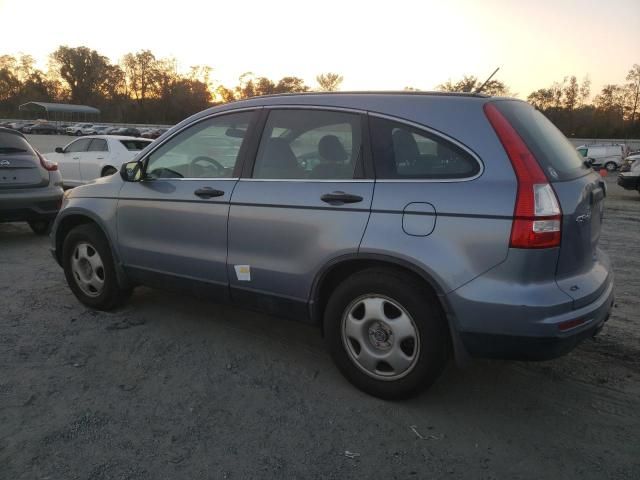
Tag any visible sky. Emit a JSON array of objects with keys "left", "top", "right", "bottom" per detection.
[{"left": 0, "top": 0, "right": 638, "bottom": 97}]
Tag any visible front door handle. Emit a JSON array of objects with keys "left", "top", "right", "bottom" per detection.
[
  {"left": 194, "top": 187, "right": 225, "bottom": 199},
  {"left": 321, "top": 191, "right": 363, "bottom": 205},
  {"left": 72, "top": 156, "right": 79, "bottom": 160}
]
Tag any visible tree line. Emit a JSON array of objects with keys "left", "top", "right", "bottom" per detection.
[
  {"left": 0, "top": 46, "right": 344, "bottom": 124},
  {"left": 0, "top": 46, "right": 638, "bottom": 138}
]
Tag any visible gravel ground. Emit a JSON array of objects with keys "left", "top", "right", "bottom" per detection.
[{"left": 1, "top": 173, "right": 639, "bottom": 479}]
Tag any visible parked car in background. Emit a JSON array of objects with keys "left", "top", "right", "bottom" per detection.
[
  {"left": 141, "top": 128, "right": 167, "bottom": 139},
  {"left": 15, "top": 122, "right": 36, "bottom": 133},
  {"left": 50, "top": 93, "right": 614, "bottom": 399},
  {"left": 112, "top": 127, "right": 141, "bottom": 137},
  {"left": 47, "top": 135, "right": 152, "bottom": 187},
  {"left": 617, "top": 158, "right": 640, "bottom": 193},
  {"left": 576, "top": 144, "right": 625, "bottom": 171},
  {"left": 619, "top": 152, "right": 640, "bottom": 172},
  {"left": 0, "top": 127, "right": 63, "bottom": 234},
  {"left": 27, "top": 123, "right": 62, "bottom": 135},
  {"left": 81, "top": 125, "right": 104, "bottom": 135},
  {"left": 66, "top": 123, "right": 94, "bottom": 136}
]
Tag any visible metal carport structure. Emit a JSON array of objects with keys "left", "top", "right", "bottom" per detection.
[{"left": 18, "top": 102, "right": 101, "bottom": 122}]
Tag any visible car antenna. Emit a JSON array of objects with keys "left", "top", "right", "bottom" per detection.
[{"left": 475, "top": 67, "right": 500, "bottom": 94}]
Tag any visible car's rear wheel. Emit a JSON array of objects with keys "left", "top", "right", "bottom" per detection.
[
  {"left": 28, "top": 219, "right": 52, "bottom": 235},
  {"left": 101, "top": 166, "right": 117, "bottom": 177},
  {"left": 62, "top": 224, "right": 131, "bottom": 310},
  {"left": 324, "top": 268, "right": 449, "bottom": 399},
  {"left": 605, "top": 162, "right": 617, "bottom": 172}
]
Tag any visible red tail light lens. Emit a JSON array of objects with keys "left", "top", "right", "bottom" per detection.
[
  {"left": 484, "top": 103, "right": 561, "bottom": 248},
  {"left": 37, "top": 151, "right": 58, "bottom": 171}
]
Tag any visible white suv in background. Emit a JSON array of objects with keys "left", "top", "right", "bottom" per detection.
[{"left": 576, "top": 144, "right": 625, "bottom": 171}]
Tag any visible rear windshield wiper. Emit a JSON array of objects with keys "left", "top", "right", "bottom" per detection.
[{"left": 0, "top": 147, "right": 28, "bottom": 153}]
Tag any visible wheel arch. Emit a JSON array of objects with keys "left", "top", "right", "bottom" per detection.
[
  {"left": 53, "top": 209, "right": 130, "bottom": 287},
  {"left": 309, "top": 254, "right": 470, "bottom": 365}
]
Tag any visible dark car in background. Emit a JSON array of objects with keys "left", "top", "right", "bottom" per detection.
[
  {"left": 112, "top": 127, "right": 141, "bottom": 137},
  {"left": 27, "top": 123, "right": 62, "bottom": 135},
  {"left": 0, "top": 127, "right": 63, "bottom": 234}
]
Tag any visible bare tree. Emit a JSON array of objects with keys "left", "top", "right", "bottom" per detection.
[{"left": 626, "top": 64, "right": 640, "bottom": 129}]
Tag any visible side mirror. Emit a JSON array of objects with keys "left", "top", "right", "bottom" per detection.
[
  {"left": 55, "top": 147, "right": 64, "bottom": 153},
  {"left": 120, "top": 160, "right": 142, "bottom": 182}
]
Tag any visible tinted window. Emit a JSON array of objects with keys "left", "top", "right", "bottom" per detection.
[
  {"left": 369, "top": 117, "right": 479, "bottom": 179},
  {"left": 88, "top": 139, "right": 108, "bottom": 152},
  {"left": 0, "top": 131, "right": 36, "bottom": 157},
  {"left": 253, "top": 109, "right": 361, "bottom": 180},
  {"left": 120, "top": 140, "right": 152, "bottom": 151},
  {"left": 577, "top": 148, "right": 587, "bottom": 157},
  {"left": 145, "top": 111, "right": 252, "bottom": 179},
  {"left": 493, "top": 100, "right": 589, "bottom": 181},
  {"left": 66, "top": 138, "right": 92, "bottom": 153}
]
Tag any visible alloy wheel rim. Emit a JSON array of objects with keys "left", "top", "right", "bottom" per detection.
[
  {"left": 341, "top": 294, "right": 420, "bottom": 381},
  {"left": 71, "top": 242, "right": 105, "bottom": 297}
]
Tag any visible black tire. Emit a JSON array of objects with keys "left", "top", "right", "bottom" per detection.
[
  {"left": 101, "top": 166, "right": 117, "bottom": 177},
  {"left": 604, "top": 162, "right": 617, "bottom": 172},
  {"left": 28, "top": 219, "right": 52, "bottom": 235},
  {"left": 62, "top": 224, "right": 132, "bottom": 310},
  {"left": 324, "top": 268, "right": 450, "bottom": 400}
]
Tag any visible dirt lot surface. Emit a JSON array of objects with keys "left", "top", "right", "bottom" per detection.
[{"left": 1, "top": 175, "right": 639, "bottom": 479}]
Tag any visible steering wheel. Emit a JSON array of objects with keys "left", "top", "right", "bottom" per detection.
[{"left": 189, "top": 156, "right": 225, "bottom": 177}]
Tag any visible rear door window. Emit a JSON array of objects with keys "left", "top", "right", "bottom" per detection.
[
  {"left": 88, "top": 139, "right": 108, "bottom": 152},
  {"left": 492, "top": 100, "right": 590, "bottom": 181},
  {"left": 252, "top": 109, "right": 362, "bottom": 180},
  {"left": 369, "top": 116, "right": 479, "bottom": 179}
]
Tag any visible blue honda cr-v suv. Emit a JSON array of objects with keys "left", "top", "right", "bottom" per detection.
[{"left": 51, "top": 92, "right": 614, "bottom": 399}]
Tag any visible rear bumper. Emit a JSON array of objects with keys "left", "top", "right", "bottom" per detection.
[
  {"left": 0, "top": 185, "right": 63, "bottom": 222},
  {"left": 459, "top": 280, "right": 614, "bottom": 360},
  {"left": 617, "top": 173, "right": 639, "bottom": 190}
]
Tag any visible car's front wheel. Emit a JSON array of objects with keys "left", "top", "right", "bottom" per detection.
[
  {"left": 324, "top": 268, "right": 449, "bottom": 399},
  {"left": 62, "top": 224, "right": 131, "bottom": 310}
]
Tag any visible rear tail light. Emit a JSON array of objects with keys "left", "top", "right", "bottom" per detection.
[
  {"left": 37, "top": 151, "right": 58, "bottom": 171},
  {"left": 484, "top": 102, "right": 561, "bottom": 248}
]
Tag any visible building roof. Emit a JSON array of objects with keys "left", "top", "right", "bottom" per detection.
[{"left": 18, "top": 102, "right": 100, "bottom": 115}]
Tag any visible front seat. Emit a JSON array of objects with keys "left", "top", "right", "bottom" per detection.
[
  {"left": 255, "top": 138, "right": 302, "bottom": 179},
  {"left": 310, "top": 135, "right": 350, "bottom": 179}
]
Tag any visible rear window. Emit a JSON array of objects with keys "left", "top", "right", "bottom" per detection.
[
  {"left": 0, "top": 131, "right": 36, "bottom": 157},
  {"left": 493, "top": 100, "right": 589, "bottom": 181},
  {"left": 120, "top": 140, "right": 151, "bottom": 151}
]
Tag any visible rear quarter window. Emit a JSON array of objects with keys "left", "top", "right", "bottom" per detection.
[
  {"left": 369, "top": 116, "right": 480, "bottom": 179},
  {"left": 492, "top": 100, "right": 589, "bottom": 181}
]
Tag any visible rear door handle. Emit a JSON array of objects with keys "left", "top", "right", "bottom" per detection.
[
  {"left": 194, "top": 187, "right": 225, "bottom": 199},
  {"left": 72, "top": 157, "right": 79, "bottom": 160},
  {"left": 320, "top": 191, "right": 363, "bottom": 205}
]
